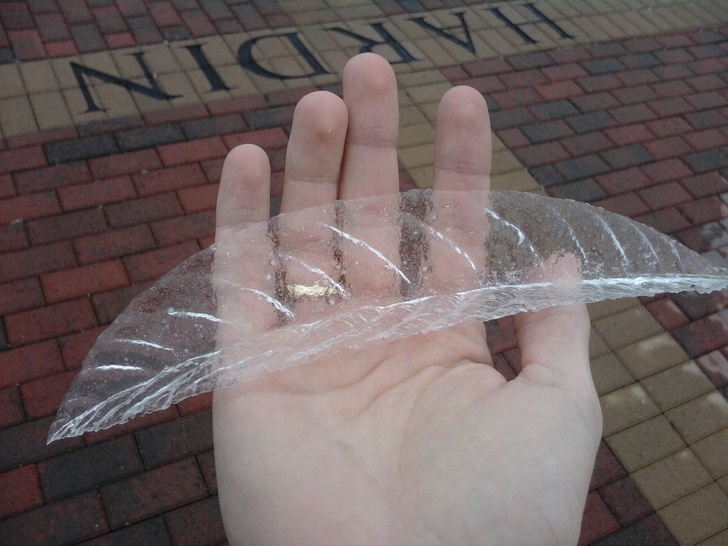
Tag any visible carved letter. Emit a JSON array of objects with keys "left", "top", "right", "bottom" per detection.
[
  {"left": 409, "top": 11, "right": 475, "bottom": 54},
  {"left": 328, "top": 23, "right": 419, "bottom": 64},
  {"left": 183, "top": 44, "right": 231, "bottom": 92},
  {"left": 487, "top": 2, "right": 573, "bottom": 45},
  {"left": 71, "top": 52, "right": 181, "bottom": 113},
  {"left": 238, "top": 32, "right": 330, "bottom": 80}
]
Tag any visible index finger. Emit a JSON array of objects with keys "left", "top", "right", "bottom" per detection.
[
  {"left": 428, "top": 86, "right": 492, "bottom": 293},
  {"left": 432, "top": 85, "right": 492, "bottom": 193}
]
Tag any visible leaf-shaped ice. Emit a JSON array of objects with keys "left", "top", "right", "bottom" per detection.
[{"left": 48, "top": 190, "right": 727, "bottom": 442}]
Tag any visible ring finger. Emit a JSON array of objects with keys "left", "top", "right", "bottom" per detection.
[{"left": 278, "top": 90, "right": 349, "bottom": 317}]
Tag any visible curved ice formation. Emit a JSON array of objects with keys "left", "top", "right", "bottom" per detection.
[{"left": 48, "top": 190, "right": 728, "bottom": 442}]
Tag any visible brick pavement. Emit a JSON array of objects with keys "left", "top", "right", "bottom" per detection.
[{"left": 1, "top": 1, "right": 728, "bottom": 544}]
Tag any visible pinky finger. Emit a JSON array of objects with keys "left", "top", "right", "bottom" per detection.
[
  {"left": 216, "top": 144, "right": 271, "bottom": 243},
  {"left": 214, "top": 144, "right": 279, "bottom": 345}
]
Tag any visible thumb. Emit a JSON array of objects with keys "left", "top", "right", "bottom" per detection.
[{"left": 513, "top": 253, "right": 592, "bottom": 386}]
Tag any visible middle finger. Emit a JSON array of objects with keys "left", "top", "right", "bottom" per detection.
[
  {"left": 338, "top": 53, "right": 400, "bottom": 199},
  {"left": 337, "top": 54, "right": 403, "bottom": 300}
]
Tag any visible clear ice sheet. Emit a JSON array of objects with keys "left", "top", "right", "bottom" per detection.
[{"left": 48, "top": 189, "right": 728, "bottom": 442}]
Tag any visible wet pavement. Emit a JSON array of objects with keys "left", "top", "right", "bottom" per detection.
[{"left": 1, "top": 1, "right": 728, "bottom": 544}]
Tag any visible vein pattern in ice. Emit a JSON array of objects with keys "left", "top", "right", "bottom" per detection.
[{"left": 48, "top": 190, "right": 728, "bottom": 442}]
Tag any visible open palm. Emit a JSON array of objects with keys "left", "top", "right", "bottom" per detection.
[{"left": 213, "top": 54, "right": 602, "bottom": 545}]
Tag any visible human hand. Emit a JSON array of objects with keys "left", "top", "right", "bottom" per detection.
[{"left": 212, "top": 53, "right": 602, "bottom": 545}]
